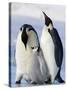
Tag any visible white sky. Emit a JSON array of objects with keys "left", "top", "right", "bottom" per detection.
[{"left": 11, "top": 3, "right": 65, "bottom": 22}]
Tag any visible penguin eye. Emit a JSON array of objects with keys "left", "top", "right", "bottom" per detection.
[
  {"left": 28, "top": 29, "right": 32, "bottom": 31},
  {"left": 20, "top": 27, "right": 22, "bottom": 31},
  {"left": 31, "top": 47, "right": 34, "bottom": 49},
  {"left": 20, "top": 27, "right": 24, "bottom": 31},
  {"left": 28, "top": 27, "right": 34, "bottom": 31}
]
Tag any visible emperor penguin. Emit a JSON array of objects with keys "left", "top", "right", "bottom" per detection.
[
  {"left": 15, "top": 24, "right": 50, "bottom": 85},
  {"left": 40, "top": 12, "right": 64, "bottom": 83}
]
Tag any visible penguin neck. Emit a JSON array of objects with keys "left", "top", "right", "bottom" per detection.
[
  {"left": 43, "top": 23, "right": 53, "bottom": 31},
  {"left": 42, "top": 25, "right": 48, "bottom": 33},
  {"left": 48, "top": 23, "right": 53, "bottom": 30}
]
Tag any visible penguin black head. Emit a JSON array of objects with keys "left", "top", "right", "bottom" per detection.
[
  {"left": 42, "top": 11, "right": 53, "bottom": 32},
  {"left": 42, "top": 12, "right": 53, "bottom": 26},
  {"left": 20, "top": 24, "right": 39, "bottom": 49}
]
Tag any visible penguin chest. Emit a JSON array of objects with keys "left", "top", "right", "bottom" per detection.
[
  {"left": 15, "top": 36, "right": 34, "bottom": 74},
  {"left": 40, "top": 30, "right": 59, "bottom": 82},
  {"left": 41, "top": 30, "right": 54, "bottom": 51}
]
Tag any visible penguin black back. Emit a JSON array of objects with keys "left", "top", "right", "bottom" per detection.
[{"left": 48, "top": 28, "right": 63, "bottom": 68}]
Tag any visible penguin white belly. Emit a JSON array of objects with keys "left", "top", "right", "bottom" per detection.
[
  {"left": 15, "top": 32, "right": 33, "bottom": 79},
  {"left": 16, "top": 31, "right": 50, "bottom": 83},
  {"left": 40, "top": 29, "right": 59, "bottom": 83},
  {"left": 29, "top": 52, "right": 43, "bottom": 83},
  {"left": 29, "top": 50, "right": 49, "bottom": 84},
  {"left": 15, "top": 39, "right": 44, "bottom": 83},
  {"left": 37, "top": 49, "right": 50, "bottom": 81}
]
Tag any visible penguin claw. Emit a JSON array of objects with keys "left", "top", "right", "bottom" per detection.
[
  {"left": 57, "top": 78, "right": 65, "bottom": 83},
  {"left": 31, "top": 81, "right": 38, "bottom": 85},
  {"left": 16, "top": 80, "right": 21, "bottom": 84},
  {"left": 45, "top": 77, "right": 52, "bottom": 84}
]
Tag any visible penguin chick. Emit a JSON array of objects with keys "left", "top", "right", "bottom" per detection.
[
  {"left": 29, "top": 47, "right": 50, "bottom": 84},
  {"left": 15, "top": 24, "right": 49, "bottom": 85}
]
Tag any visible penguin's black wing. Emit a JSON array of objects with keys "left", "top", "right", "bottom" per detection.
[{"left": 49, "top": 28, "right": 63, "bottom": 68}]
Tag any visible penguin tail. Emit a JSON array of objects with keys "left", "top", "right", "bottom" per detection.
[
  {"left": 56, "top": 75, "right": 65, "bottom": 83},
  {"left": 55, "top": 69, "right": 65, "bottom": 83}
]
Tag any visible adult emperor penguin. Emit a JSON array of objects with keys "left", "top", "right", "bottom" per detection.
[
  {"left": 15, "top": 24, "right": 50, "bottom": 85},
  {"left": 40, "top": 12, "right": 64, "bottom": 83}
]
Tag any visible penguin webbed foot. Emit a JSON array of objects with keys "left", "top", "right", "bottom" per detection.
[
  {"left": 55, "top": 76, "right": 65, "bottom": 83},
  {"left": 31, "top": 81, "right": 38, "bottom": 85},
  {"left": 31, "top": 80, "right": 44, "bottom": 85},
  {"left": 16, "top": 80, "right": 21, "bottom": 84},
  {"left": 45, "top": 77, "right": 52, "bottom": 84},
  {"left": 55, "top": 69, "right": 65, "bottom": 83}
]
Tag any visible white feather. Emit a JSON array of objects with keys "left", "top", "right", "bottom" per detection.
[
  {"left": 15, "top": 31, "right": 34, "bottom": 81},
  {"left": 29, "top": 48, "right": 50, "bottom": 84},
  {"left": 40, "top": 26, "right": 59, "bottom": 83},
  {"left": 15, "top": 30, "right": 49, "bottom": 83}
]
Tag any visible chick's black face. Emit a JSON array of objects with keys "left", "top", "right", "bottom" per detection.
[
  {"left": 21, "top": 28, "right": 28, "bottom": 49},
  {"left": 20, "top": 24, "right": 35, "bottom": 49}
]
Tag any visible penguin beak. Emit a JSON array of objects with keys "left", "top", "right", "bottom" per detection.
[
  {"left": 32, "top": 48, "right": 38, "bottom": 52},
  {"left": 31, "top": 46, "right": 40, "bottom": 52},
  {"left": 42, "top": 11, "right": 53, "bottom": 26},
  {"left": 42, "top": 11, "right": 46, "bottom": 16}
]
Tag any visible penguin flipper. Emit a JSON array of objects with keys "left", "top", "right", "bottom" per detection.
[
  {"left": 49, "top": 28, "right": 63, "bottom": 67},
  {"left": 55, "top": 46, "right": 63, "bottom": 67},
  {"left": 54, "top": 28, "right": 63, "bottom": 67}
]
